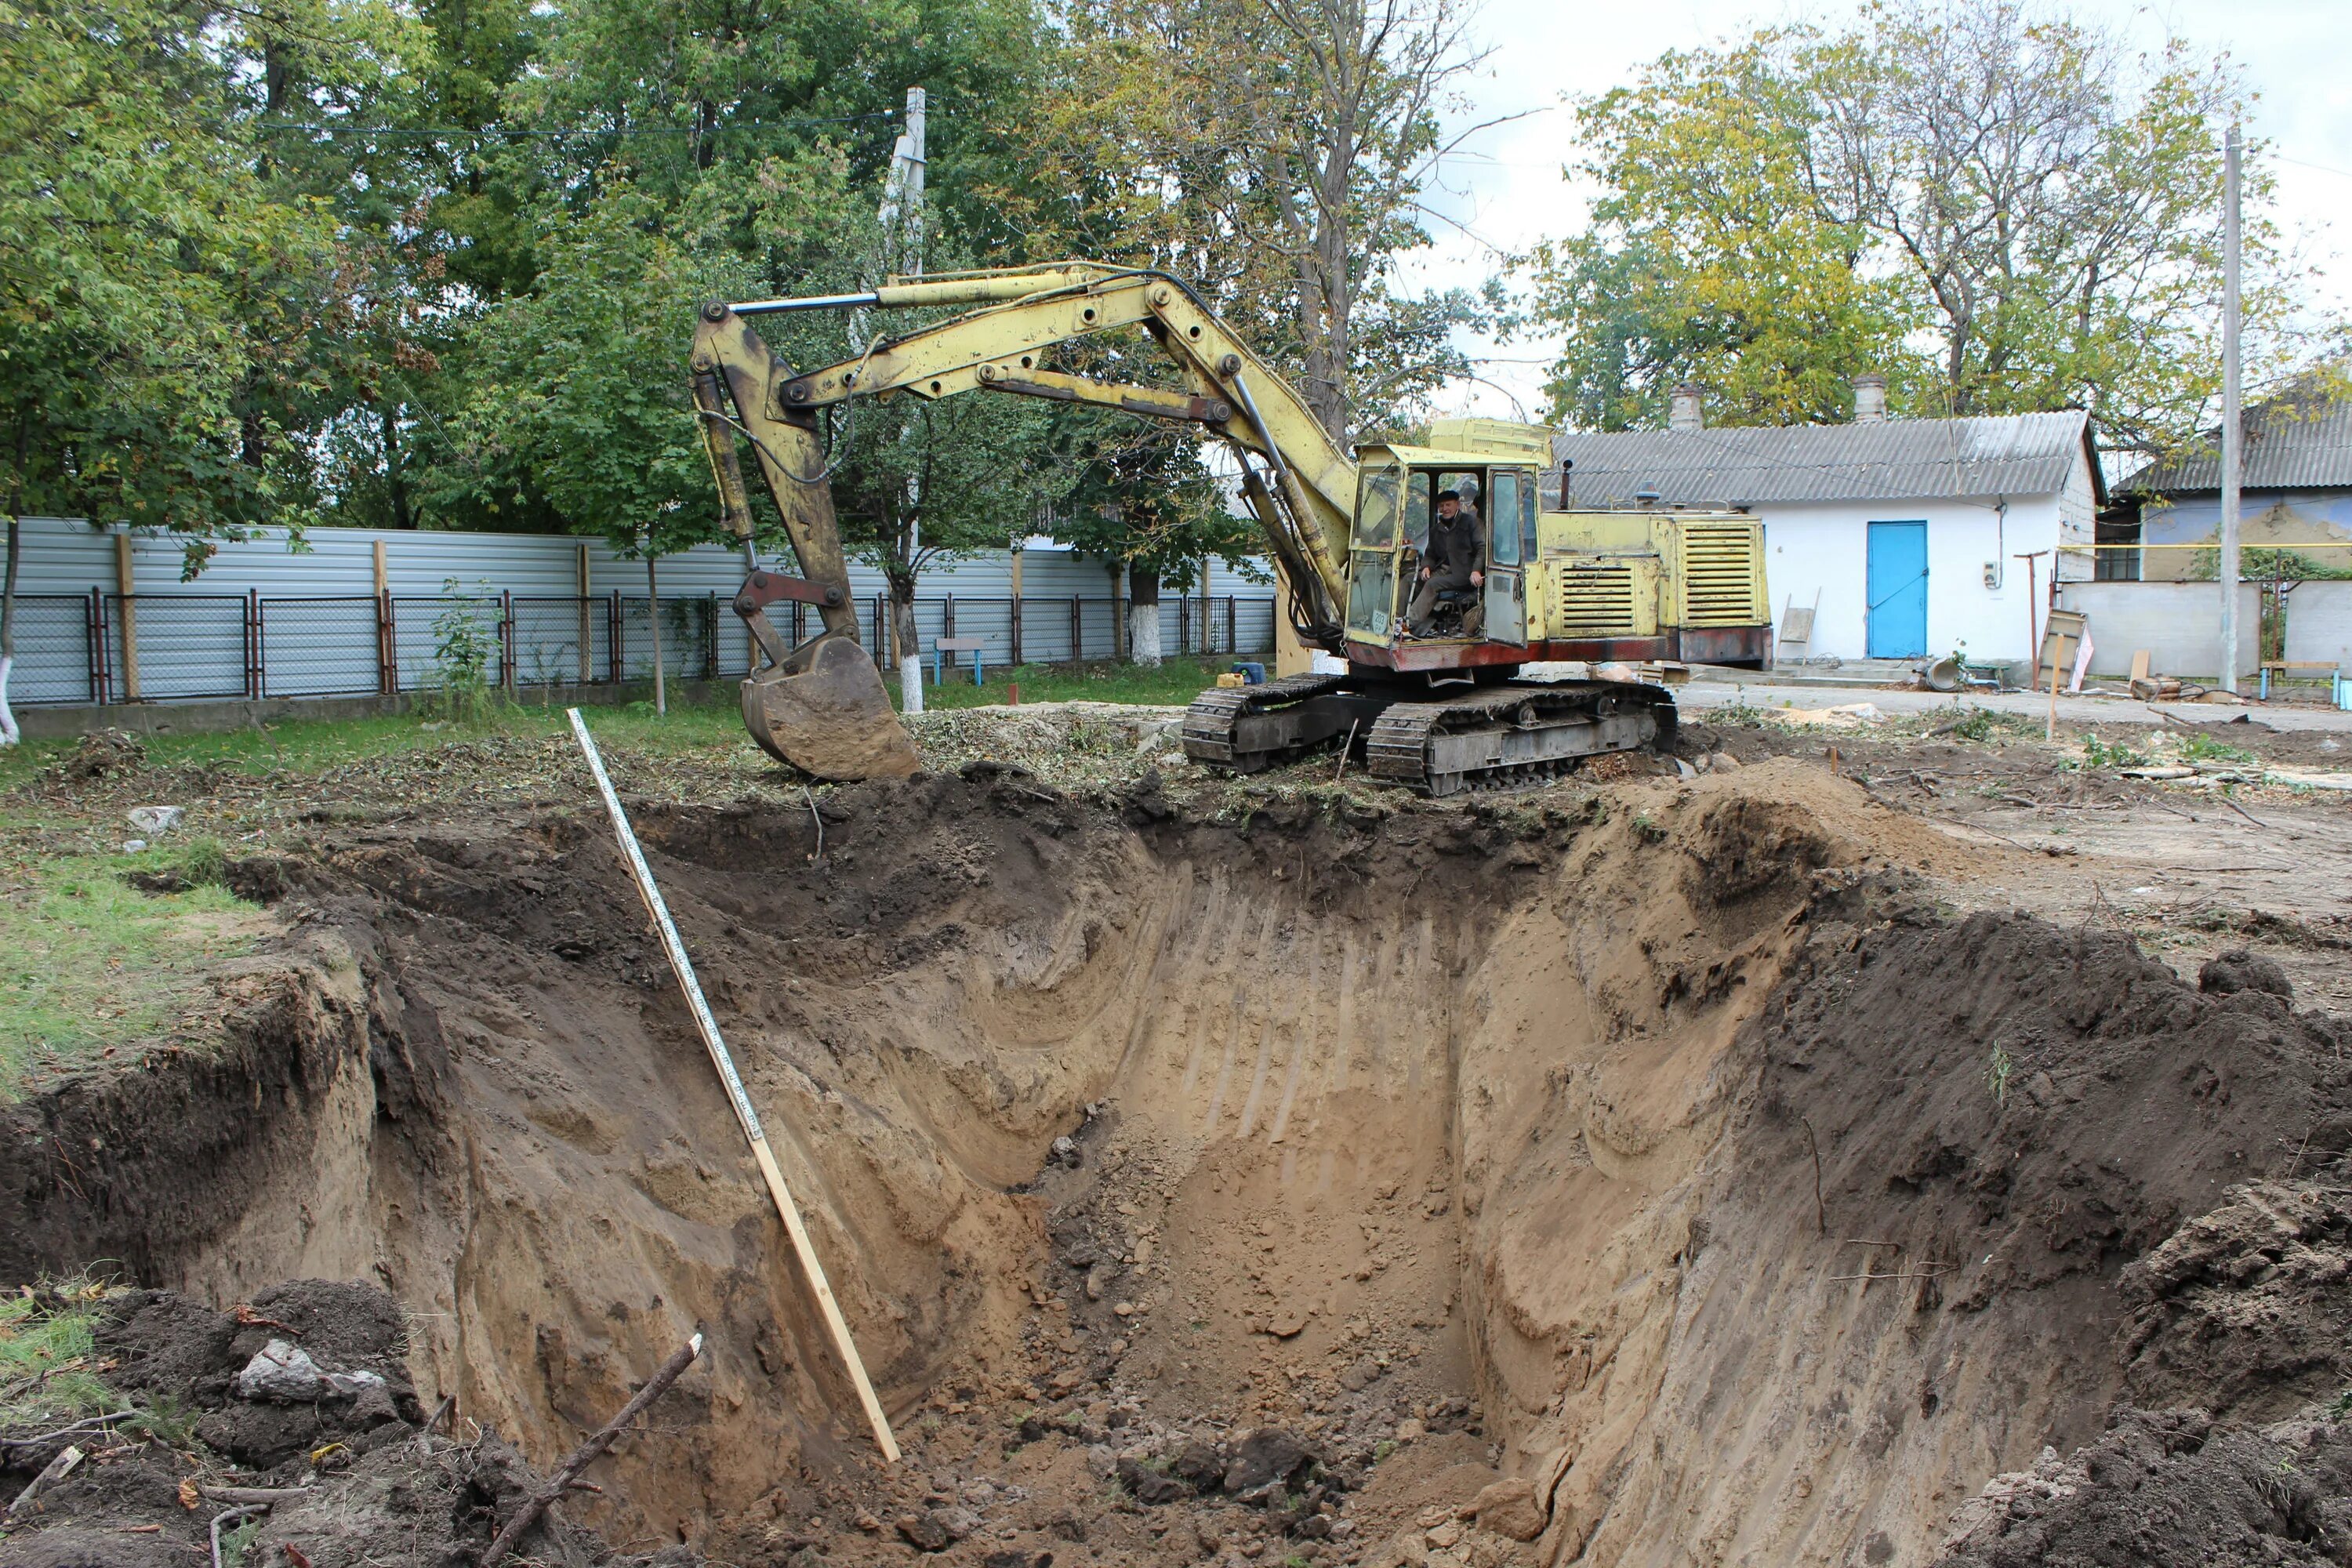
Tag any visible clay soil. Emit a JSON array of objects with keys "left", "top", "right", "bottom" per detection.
[{"left": 6, "top": 710, "right": 2352, "bottom": 1568}]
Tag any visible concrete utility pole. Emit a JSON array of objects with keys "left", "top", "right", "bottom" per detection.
[
  {"left": 2220, "top": 121, "right": 2243, "bottom": 693},
  {"left": 880, "top": 86, "right": 929, "bottom": 714}
]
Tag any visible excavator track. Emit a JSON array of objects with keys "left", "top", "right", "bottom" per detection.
[
  {"left": 1365, "top": 680, "right": 1677, "bottom": 797},
  {"left": 1181, "top": 673, "right": 1362, "bottom": 771}
]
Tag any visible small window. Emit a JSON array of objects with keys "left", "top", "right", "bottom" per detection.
[
  {"left": 1490, "top": 471, "right": 1521, "bottom": 564},
  {"left": 1356, "top": 466, "right": 1399, "bottom": 549},
  {"left": 1403, "top": 472, "right": 1432, "bottom": 551},
  {"left": 1519, "top": 471, "right": 1539, "bottom": 562},
  {"left": 1347, "top": 551, "right": 1396, "bottom": 636}
]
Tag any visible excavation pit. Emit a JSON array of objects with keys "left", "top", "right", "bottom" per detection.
[{"left": 7, "top": 758, "right": 2351, "bottom": 1568}]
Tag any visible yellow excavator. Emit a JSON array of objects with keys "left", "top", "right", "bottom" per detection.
[{"left": 690, "top": 262, "right": 1769, "bottom": 795}]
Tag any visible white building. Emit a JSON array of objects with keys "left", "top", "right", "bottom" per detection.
[{"left": 1551, "top": 383, "right": 2103, "bottom": 666}]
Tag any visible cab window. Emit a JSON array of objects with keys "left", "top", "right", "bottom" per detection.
[
  {"left": 1519, "top": 470, "right": 1540, "bottom": 561},
  {"left": 1355, "top": 466, "right": 1399, "bottom": 549},
  {"left": 1403, "top": 472, "right": 1432, "bottom": 551},
  {"left": 1490, "top": 471, "right": 1521, "bottom": 565}
]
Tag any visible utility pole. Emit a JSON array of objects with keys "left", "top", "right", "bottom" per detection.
[
  {"left": 2219, "top": 121, "right": 2243, "bottom": 694},
  {"left": 880, "top": 86, "right": 928, "bottom": 714}
]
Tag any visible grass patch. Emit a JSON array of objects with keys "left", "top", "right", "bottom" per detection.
[
  {"left": 0, "top": 1279, "right": 118, "bottom": 1430},
  {"left": 0, "top": 657, "right": 1247, "bottom": 789},
  {"left": 906, "top": 655, "right": 1236, "bottom": 712},
  {"left": 0, "top": 699, "right": 750, "bottom": 789},
  {"left": 2180, "top": 733, "right": 2257, "bottom": 764},
  {"left": 0, "top": 848, "right": 257, "bottom": 1098}
]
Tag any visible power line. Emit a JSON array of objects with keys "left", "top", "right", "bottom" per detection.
[
  {"left": 2275, "top": 154, "right": 2352, "bottom": 182},
  {"left": 258, "top": 110, "right": 901, "bottom": 139}
]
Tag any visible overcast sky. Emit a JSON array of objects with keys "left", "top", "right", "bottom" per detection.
[{"left": 1404, "top": 0, "right": 2352, "bottom": 423}]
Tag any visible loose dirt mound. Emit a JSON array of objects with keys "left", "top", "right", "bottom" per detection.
[
  {"left": 3, "top": 757, "right": 2350, "bottom": 1568},
  {"left": 0, "top": 1282, "right": 624, "bottom": 1568},
  {"left": 1937, "top": 1406, "right": 2352, "bottom": 1565}
]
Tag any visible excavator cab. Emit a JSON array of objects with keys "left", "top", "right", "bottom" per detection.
[{"left": 1346, "top": 449, "right": 1541, "bottom": 652}]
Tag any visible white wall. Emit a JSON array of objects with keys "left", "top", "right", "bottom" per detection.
[
  {"left": 2057, "top": 582, "right": 2259, "bottom": 679},
  {"left": 2285, "top": 580, "right": 2352, "bottom": 671},
  {"left": 1762, "top": 495, "right": 2060, "bottom": 663}
]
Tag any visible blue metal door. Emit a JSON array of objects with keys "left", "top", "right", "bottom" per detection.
[{"left": 1866, "top": 521, "right": 1929, "bottom": 659}]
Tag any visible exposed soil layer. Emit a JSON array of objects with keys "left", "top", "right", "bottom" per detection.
[{"left": 5, "top": 757, "right": 2352, "bottom": 1568}]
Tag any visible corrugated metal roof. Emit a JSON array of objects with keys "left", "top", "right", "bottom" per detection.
[
  {"left": 2129, "top": 392, "right": 2352, "bottom": 493},
  {"left": 1550, "top": 410, "right": 2096, "bottom": 506}
]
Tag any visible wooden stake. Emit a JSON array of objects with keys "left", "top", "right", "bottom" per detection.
[
  {"left": 478, "top": 1333, "right": 706, "bottom": 1568},
  {"left": 565, "top": 710, "right": 899, "bottom": 1462}
]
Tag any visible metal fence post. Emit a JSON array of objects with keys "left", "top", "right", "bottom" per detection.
[
  {"left": 1226, "top": 597, "right": 1236, "bottom": 652},
  {"left": 608, "top": 590, "right": 623, "bottom": 684},
  {"left": 704, "top": 591, "right": 718, "bottom": 680},
  {"left": 500, "top": 590, "right": 516, "bottom": 691},
  {"left": 87, "top": 588, "right": 110, "bottom": 705},
  {"left": 1011, "top": 596, "right": 1023, "bottom": 666},
  {"left": 245, "top": 589, "right": 262, "bottom": 698},
  {"left": 1069, "top": 596, "right": 1081, "bottom": 665}
]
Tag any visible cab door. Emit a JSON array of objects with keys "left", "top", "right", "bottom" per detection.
[
  {"left": 1482, "top": 469, "right": 1530, "bottom": 645},
  {"left": 1345, "top": 464, "right": 1424, "bottom": 644}
]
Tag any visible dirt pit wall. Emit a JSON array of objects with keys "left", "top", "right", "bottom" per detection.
[{"left": 6, "top": 758, "right": 2350, "bottom": 1568}]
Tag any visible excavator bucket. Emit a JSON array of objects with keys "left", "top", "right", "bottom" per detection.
[
  {"left": 691, "top": 319, "right": 919, "bottom": 782},
  {"left": 741, "top": 628, "right": 920, "bottom": 781}
]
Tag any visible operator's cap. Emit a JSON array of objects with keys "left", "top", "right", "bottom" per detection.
[{"left": 1437, "top": 488, "right": 1459, "bottom": 502}]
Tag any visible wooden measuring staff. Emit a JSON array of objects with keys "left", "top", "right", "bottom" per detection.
[{"left": 565, "top": 709, "right": 900, "bottom": 1462}]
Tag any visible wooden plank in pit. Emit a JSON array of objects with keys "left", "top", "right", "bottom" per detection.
[{"left": 566, "top": 709, "right": 900, "bottom": 1463}]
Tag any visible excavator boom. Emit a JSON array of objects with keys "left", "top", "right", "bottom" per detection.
[{"left": 690, "top": 263, "right": 1366, "bottom": 780}]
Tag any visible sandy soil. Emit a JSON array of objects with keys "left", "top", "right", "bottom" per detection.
[{"left": 3, "top": 711, "right": 2351, "bottom": 1568}]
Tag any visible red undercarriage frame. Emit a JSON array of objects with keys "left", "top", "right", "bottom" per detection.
[{"left": 1345, "top": 624, "right": 1772, "bottom": 675}]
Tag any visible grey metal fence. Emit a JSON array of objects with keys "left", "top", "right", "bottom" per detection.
[{"left": 8, "top": 590, "right": 1276, "bottom": 707}]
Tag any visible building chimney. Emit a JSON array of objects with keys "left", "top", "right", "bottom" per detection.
[
  {"left": 1852, "top": 372, "right": 1888, "bottom": 424},
  {"left": 1668, "top": 384, "right": 1704, "bottom": 432}
]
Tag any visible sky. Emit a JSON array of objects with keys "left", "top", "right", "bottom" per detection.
[{"left": 1404, "top": 0, "right": 2352, "bottom": 423}]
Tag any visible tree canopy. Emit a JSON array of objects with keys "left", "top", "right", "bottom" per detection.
[
  {"left": 6, "top": 0, "right": 2336, "bottom": 580},
  {"left": 1524, "top": 0, "right": 2311, "bottom": 456}
]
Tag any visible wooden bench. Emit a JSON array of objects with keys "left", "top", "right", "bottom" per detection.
[
  {"left": 933, "top": 636, "right": 988, "bottom": 686},
  {"left": 2259, "top": 660, "right": 2339, "bottom": 699}
]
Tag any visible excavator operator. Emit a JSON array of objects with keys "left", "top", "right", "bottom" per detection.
[{"left": 1406, "top": 482, "right": 1484, "bottom": 637}]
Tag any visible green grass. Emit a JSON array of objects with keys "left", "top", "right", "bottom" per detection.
[
  {"left": 0, "top": 658, "right": 1243, "bottom": 789},
  {"left": 0, "top": 847, "right": 257, "bottom": 1098},
  {"left": 0, "top": 1281, "right": 117, "bottom": 1428},
  {"left": 903, "top": 655, "right": 1239, "bottom": 712},
  {"left": 0, "top": 699, "right": 750, "bottom": 789}
]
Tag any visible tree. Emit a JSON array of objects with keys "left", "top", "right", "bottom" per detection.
[
  {"left": 1523, "top": 36, "right": 1916, "bottom": 430},
  {"left": 1046, "top": 418, "right": 1261, "bottom": 666},
  {"left": 1528, "top": 0, "right": 2309, "bottom": 453},
  {"left": 0, "top": 0, "right": 354, "bottom": 739},
  {"left": 1036, "top": 0, "right": 1494, "bottom": 444}
]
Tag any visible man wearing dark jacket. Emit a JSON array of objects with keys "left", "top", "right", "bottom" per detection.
[{"left": 1406, "top": 488, "right": 1484, "bottom": 637}]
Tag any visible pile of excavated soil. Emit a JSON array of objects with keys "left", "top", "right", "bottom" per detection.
[
  {"left": 5, "top": 756, "right": 2352, "bottom": 1568},
  {"left": 0, "top": 1281, "right": 631, "bottom": 1568}
]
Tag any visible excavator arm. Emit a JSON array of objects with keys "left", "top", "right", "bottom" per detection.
[{"left": 689, "top": 263, "right": 1361, "bottom": 778}]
